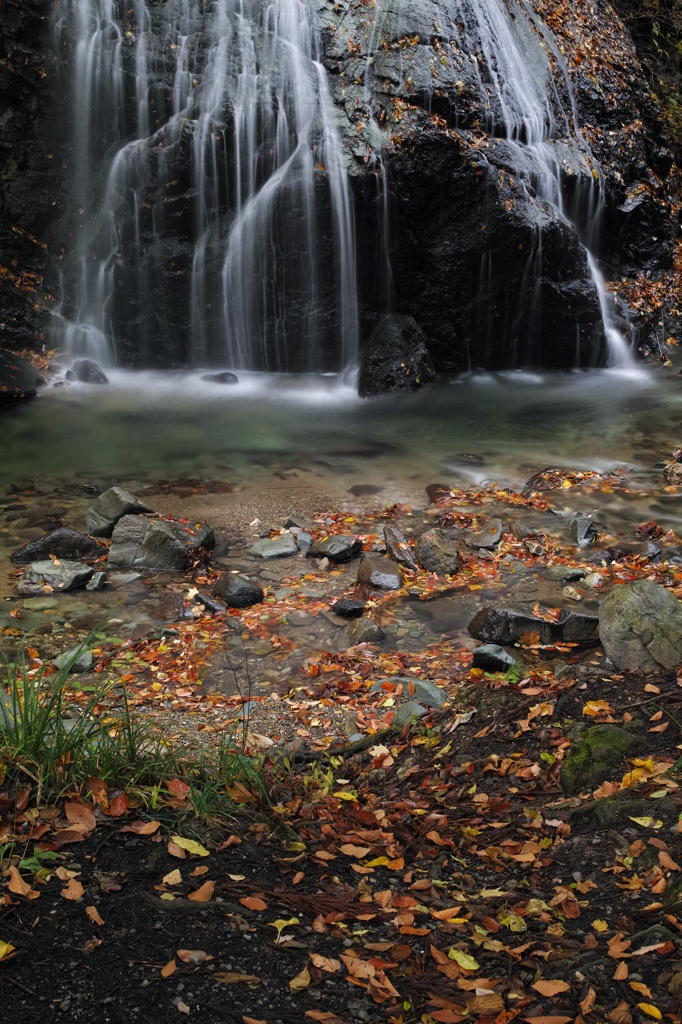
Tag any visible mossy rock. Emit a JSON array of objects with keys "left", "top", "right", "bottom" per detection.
[{"left": 560, "top": 724, "right": 640, "bottom": 794}]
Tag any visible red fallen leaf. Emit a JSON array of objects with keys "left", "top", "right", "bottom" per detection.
[
  {"left": 166, "top": 778, "right": 190, "bottom": 799},
  {"left": 431, "top": 945, "right": 450, "bottom": 965},
  {"left": 108, "top": 791, "right": 128, "bottom": 817},
  {"left": 51, "top": 829, "right": 86, "bottom": 846},
  {"left": 65, "top": 800, "right": 96, "bottom": 831},
  {"left": 400, "top": 926, "right": 430, "bottom": 936},
  {"left": 27, "top": 824, "right": 50, "bottom": 841},
  {"left": 15, "top": 787, "right": 30, "bottom": 811},
  {"left": 430, "top": 1012, "right": 466, "bottom": 1023}
]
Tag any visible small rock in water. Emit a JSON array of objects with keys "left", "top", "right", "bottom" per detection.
[
  {"left": 53, "top": 648, "right": 94, "bottom": 673},
  {"left": 194, "top": 591, "right": 227, "bottom": 614},
  {"left": 546, "top": 565, "right": 586, "bottom": 582},
  {"left": 425, "top": 483, "right": 451, "bottom": 504},
  {"left": 307, "top": 535, "right": 362, "bottom": 563},
  {"left": 599, "top": 579, "right": 682, "bottom": 671},
  {"left": 582, "top": 572, "right": 603, "bottom": 589},
  {"left": 212, "top": 573, "right": 264, "bottom": 609},
  {"left": 330, "top": 598, "right": 366, "bottom": 619},
  {"left": 646, "top": 540, "right": 662, "bottom": 562},
  {"left": 567, "top": 516, "right": 597, "bottom": 547},
  {"left": 469, "top": 606, "right": 599, "bottom": 645},
  {"left": 85, "top": 571, "right": 107, "bottom": 591},
  {"left": 250, "top": 534, "right": 298, "bottom": 559},
  {"left": 562, "top": 585, "right": 582, "bottom": 601},
  {"left": 284, "top": 513, "right": 316, "bottom": 532},
  {"left": 289, "top": 527, "right": 312, "bottom": 551},
  {"left": 392, "top": 701, "right": 427, "bottom": 728},
  {"left": 415, "top": 528, "right": 460, "bottom": 575},
  {"left": 85, "top": 486, "right": 154, "bottom": 537},
  {"left": 472, "top": 643, "right": 519, "bottom": 672},
  {"left": 357, "top": 554, "right": 402, "bottom": 591},
  {"left": 18, "top": 560, "right": 94, "bottom": 595},
  {"left": 69, "top": 359, "right": 109, "bottom": 384},
  {"left": 587, "top": 545, "right": 625, "bottom": 566},
  {"left": 384, "top": 525, "right": 417, "bottom": 570},
  {"left": 348, "top": 484, "right": 383, "bottom": 496},
  {"left": 511, "top": 521, "right": 534, "bottom": 540},
  {"left": 463, "top": 517, "right": 503, "bottom": 550},
  {"left": 0, "top": 351, "right": 45, "bottom": 402},
  {"left": 400, "top": 678, "right": 445, "bottom": 708},
  {"left": 347, "top": 618, "right": 385, "bottom": 645},
  {"left": 108, "top": 516, "right": 214, "bottom": 572},
  {"left": 10, "top": 528, "right": 102, "bottom": 565},
  {"left": 201, "top": 371, "right": 238, "bottom": 384}
]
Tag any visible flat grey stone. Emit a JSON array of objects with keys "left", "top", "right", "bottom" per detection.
[
  {"left": 392, "top": 701, "right": 427, "bottom": 728},
  {"left": 347, "top": 618, "right": 385, "bottom": 645},
  {"left": 290, "top": 528, "right": 313, "bottom": 551},
  {"left": 384, "top": 525, "right": 417, "bottom": 570},
  {"left": 250, "top": 534, "right": 298, "bottom": 559},
  {"left": 472, "top": 644, "right": 519, "bottom": 671},
  {"left": 17, "top": 560, "right": 94, "bottom": 595},
  {"left": 308, "top": 535, "right": 363, "bottom": 562},
  {"left": 53, "top": 648, "right": 94, "bottom": 673},
  {"left": 599, "top": 579, "right": 682, "bottom": 671},
  {"left": 464, "top": 517, "right": 504, "bottom": 550},
  {"left": 357, "top": 554, "right": 402, "bottom": 590},
  {"left": 546, "top": 566, "right": 586, "bottom": 581},
  {"left": 22, "top": 596, "right": 59, "bottom": 610},
  {"left": 85, "top": 486, "right": 154, "bottom": 537},
  {"left": 372, "top": 677, "right": 445, "bottom": 707},
  {"left": 108, "top": 516, "right": 214, "bottom": 572}
]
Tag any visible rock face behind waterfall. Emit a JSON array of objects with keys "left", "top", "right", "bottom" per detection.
[{"left": 0, "top": 0, "right": 674, "bottom": 370}]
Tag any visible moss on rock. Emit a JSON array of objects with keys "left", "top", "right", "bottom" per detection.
[{"left": 560, "top": 724, "right": 640, "bottom": 794}]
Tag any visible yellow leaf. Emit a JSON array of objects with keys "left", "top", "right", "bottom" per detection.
[
  {"left": 267, "top": 917, "right": 299, "bottom": 941},
  {"left": 592, "top": 919, "right": 608, "bottom": 932},
  {"left": 333, "top": 791, "right": 357, "bottom": 801},
  {"left": 364, "top": 856, "right": 389, "bottom": 867},
  {"left": 636, "top": 1005, "right": 662, "bottom": 1020},
  {"left": 629, "top": 817, "right": 663, "bottom": 830},
  {"left": 170, "top": 836, "right": 210, "bottom": 857},
  {"left": 289, "top": 966, "right": 310, "bottom": 990},
  {"left": 448, "top": 949, "right": 479, "bottom": 970},
  {"left": 0, "top": 940, "right": 15, "bottom": 960},
  {"left": 163, "top": 869, "right": 182, "bottom": 886}
]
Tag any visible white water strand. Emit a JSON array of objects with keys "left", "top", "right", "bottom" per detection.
[{"left": 55, "top": 0, "right": 358, "bottom": 371}]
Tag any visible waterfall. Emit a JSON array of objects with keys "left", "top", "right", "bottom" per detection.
[{"left": 54, "top": 0, "right": 357, "bottom": 371}]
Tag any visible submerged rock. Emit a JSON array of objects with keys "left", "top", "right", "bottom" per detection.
[
  {"left": 212, "top": 573, "right": 263, "bottom": 609},
  {"left": 308, "top": 535, "right": 362, "bottom": 563},
  {"left": 11, "top": 528, "right": 102, "bottom": 565},
  {"left": 384, "top": 525, "right": 417, "bottom": 570},
  {"left": 599, "top": 579, "right": 682, "bottom": 671},
  {"left": 415, "top": 529, "right": 460, "bottom": 575},
  {"left": 85, "top": 486, "right": 154, "bottom": 537},
  {"left": 330, "top": 598, "right": 366, "bottom": 619},
  {"left": 347, "top": 618, "right": 385, "bottom": 645},
  {"left": 357, "top": 554, "right": 403, "bottom": 591},
  {"left": 108, "top": 515, "right": 214, "bottom": 571},
  {"left": 67, "top": 358, "right": 108, "bottom": 384},
  {"left": 250, "top": 534, "right": 298, "bottom": 559},
  {"left": 358, "top": 314, "right": 436, "bottom": 397},
  {"left": 17, "top": 560, "right": 94, "bottom": 595},
  {"left": 202, "top": 371, "right": 238, "bottom": 384},
  {"left": 0, "top": 350, "right": 45, "bottom": 403},
  {"left": 469, "top": 606, "right": 599, "bottom": 645}
]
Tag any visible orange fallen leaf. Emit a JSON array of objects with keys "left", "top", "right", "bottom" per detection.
[
  {"left": 188, "top": 880, "right": 214, "bottom": 902},
  {"left": 61, "top": 878, "right": 84, "bottom": 901},
  {"left": 8, "top": 866, "right": 30, "bottom": 897},
  {"left": 161, "top": 959, "right": 176, "bottom": 978},
  {"left": 614, "top": 962, "right": 628, "bottom": 981},
  {"left": 108, "top": 791, "right": 128, "bottom": 817},
  {"left": 86, "top": 905, "right": 104, "bottom": 926},
  {"left": 310, "top": 953, "right": 340, "bottom": 973},
  {"left": 533, "top": 980, "right": 570, "bottom": 997},
  {"left": 167, "top": 841, "right": 186, "bottom": 859},
  {"left": 240, "top": 896, "right": 267, "bottom": 911},
  {"left": 580, "top": 986, "right": 596, "bottom": 1014},
  {"left": 292, "top": 871, "right": 304, "bottom": 885}
]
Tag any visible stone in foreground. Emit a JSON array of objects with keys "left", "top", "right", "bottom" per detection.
[
  {"left": 347, "top": 618, "right": 385, "bottom": 645},
  {"left": 472, "top": 644, "right": 519, "bottom": 672},
  {"left": 85, "top": 486, "right": 154, "bottom": 537},
  {"left": 599, "top": 579, "right": 682, "bottom": 671},
  {"left": 469, "top": 606, "right": 599, "bottom": 645},
  {"left": 108, "top": 516, "right": 214, "bottom": 572},
  {"left": 17, "top": 560, "right": 94, "bottom": 595},
  {"left": 212, "top": 573, "right": 264, "bottom": 609},
  {"left": 53, "top": 648, "right": 94, "bottom": 673},
  {"left": 392, "top": 701, "right": 428, "bottom": 728},
  {"left": 415, "top": 528, "right": 460, "bottom": 575},
  {"left": 331, "top": 598, "right": 366, "bottom": 619},
  {"left": 357, "top": 554, "right": 402, "bottom": 591},
  {"left": 384, "top": 525, "right": 417, "bottom": 570},
  {"left": 464, "top": 518, "right": 504, "bottom": 550},
  {"left": 560, "top": 724, "right": 639, "bottom": 794},
  {"left": 250, "top": 534, "right": 298, "bottom": 559},
  {"left": 11, "top": 528, "right": 102, "bottom": 565},
  {"left": 358, "top": 314, "right": 436, "bottom": 397},
  {"left": 307, "top": 535, "right": 362, "bottom": 563}
]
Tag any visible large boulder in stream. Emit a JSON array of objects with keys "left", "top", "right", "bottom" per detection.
[
  {"left": 599, "top": 580, "right": 682, "bottom": 671},
  {"left": 0, "top": 351, "right": 44, "bottom": 403},
  {"left": 358, "top": 315, "right": 436, "bottom": 397},
  {"left": 108, "top": 515, "right": 214, "bottom": 572},
  {"left": 469, "top": 606, "right": 599, "bottom": 645},
  {"left": 85, "top": 487, "right": 154, "bottom": 537}
]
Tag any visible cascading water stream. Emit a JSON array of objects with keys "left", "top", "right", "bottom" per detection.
[{"left": 54, "top": 0, "right": 357, "bottom": 371}]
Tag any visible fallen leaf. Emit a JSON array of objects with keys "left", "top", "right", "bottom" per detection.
[
  {"left": 289, "top": 966, "right": 310, "bottom": 990},
  {"left": 448, "top": 949, "right": 479, "bottom": 971},
  {"left": 65, "top": 800, "right": 96, "bottom": 831},
  {"left": 659, "top": 851, "right": 680, "bottom": 871},
  {"left": 177, "top": 949, "right": 212, "bottom": 964},
  {"left": 243, "top": 1018, "right": 267, "bottom": 1024},
  {"left": 163, "top": 869, "right": 182, "bottom": 886},
  {"left": 533, "top": 980, "right": 570, "bottom": 996},
  {"left": 86, "top": 905, "right": 104, "bottom": 926},
  {"left": 190, "top": 865, "right": 209, "bottom": 878},
  {"left": 188, "top": 880, "right": 214, "bottom": 902},
  {"left": 215, "top": 972, "right": 260, "bottom": 984},
  {"left": 170, "top": 836, "right": 209, "bottom": 857},
  {"left": 108, "top": 790, "right": 128, "bottom": 817},
  {"left": 340, "top": 844, "right": 371, "bottom": 858},
  {"left": 167, "top": 841, "right": 186, "bottom": 859},
  {"left": 614, "top": 962, "right": 628, "bottom": 981},
  {"left": 61, "top": 878, "right": 84, "bottom": 901},
  {"left": 240, "top": 896, "right": 267, "bottom": 911},
  {"left": 580, "top": 987, "right": 596, "bottom": 1014},
  {"left": 636, "top": 1005, "right": 662, "bottom": 1020},
  {"left": 0, "top": 941, "right": 15, "bottom": 960},
  {"left": 630, "top": 982, "right": 652, "bottom": 999},
  {"left": 313, "top": 914, "right": 327, "bottom": 933},
  {"left": 267, "top": 917, "right": 299, "bottom": 941},
  {"left": 8, "top": 866, "right": 30, "bottom": 897},
  {"left": 177, "top": 1001, "right": 190, "bottom": 1016},
  {"left": 310, "top": 953, "right": 341, "bottom": 973},
  {"left": 592, "top": 919, "right": 608, "bottom": 932},
  {"left": 161, "top": 959, "right": 176, "bottom": 978},
  {"left": 609, "top": 1001, "right": 632, "bottom": 1024}
]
